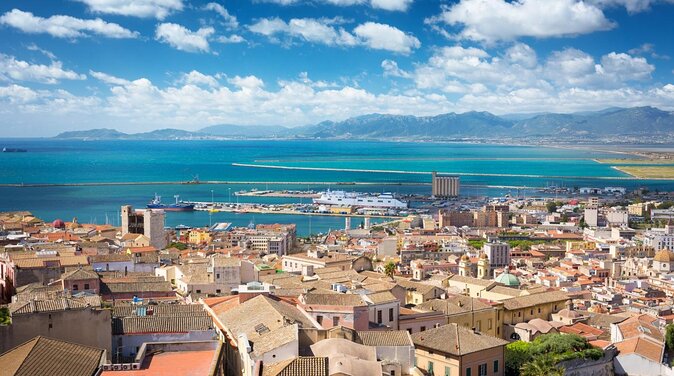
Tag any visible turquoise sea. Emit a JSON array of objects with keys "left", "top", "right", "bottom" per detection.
[{"left": 1, "top": 139, "right": 673, "bottom": 235}]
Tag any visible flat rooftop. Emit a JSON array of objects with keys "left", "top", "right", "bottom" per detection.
[{"left": 102, "top": 350, "right": 216, "bottom": 376}]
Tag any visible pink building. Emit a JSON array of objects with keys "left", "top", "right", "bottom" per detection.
[{"left": 299, "top": 293, "right": 370, "bottom": 330}]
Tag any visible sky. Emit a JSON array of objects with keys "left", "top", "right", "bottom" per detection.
[{"left": 0, "top": 0, "right": 673, "bottom": 136}]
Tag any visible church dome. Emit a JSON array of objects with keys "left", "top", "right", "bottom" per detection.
[
  {"left": 479, "top": 253, "right": 489, "bottom": 259},
  {"left": 495, "top": 271, "right": 520, "bottom": 287},
  {"left": 654, "top": 249, "right": 674, "bottom": 263},
  {"left": 460, "top": 254, "right": 471, "bottom": 262},
  {"left": 52, "top": 219, "right": 65, "bottom": 229}
]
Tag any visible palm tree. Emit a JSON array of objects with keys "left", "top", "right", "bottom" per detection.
[
  {"left": 384, "top": 261, "right": 396, "bottom": 279},
  {"left": 520, "top": 355, "right": 565, "bottom": 376}
]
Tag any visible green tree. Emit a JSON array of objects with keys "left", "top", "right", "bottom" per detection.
[
  {"left": 168, "top": 242, "right": 188, "bottom": 250},
  {"left": 666, "top": 324, "right": 674, "bottom": 351},
  {"left": 384, "top": 261, "right": 396, "bottom": 279},
  {"left": 546, "top": 201, "right": 559, "bottom": 213},
  {"left": 520, "top": 355, "right": 565, "bottom": 376},
  {"left": 505, "top": 341, "right": 531, "bottom": 376},
  {"left": 0, "top": 307, "right": 10, "bottom": 325}
]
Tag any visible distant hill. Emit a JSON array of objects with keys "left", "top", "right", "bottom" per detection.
[
  {"left": 54, "top": 128, "right": 128, "bottom": 139},
  {"left": 199, "top": 124, "right": 289, "bottom": 137},
  {"left": 54, "top": 106, "right": 674, "bottom": 140},
  {"left": 54, "top": 128, "right": 206, "bottom": 140}
]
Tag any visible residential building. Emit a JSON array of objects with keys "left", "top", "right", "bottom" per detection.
[{"left": 412, "top": 323, "right": 508, "bottom": 376}]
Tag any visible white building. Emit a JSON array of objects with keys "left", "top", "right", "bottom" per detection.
[
  {"left": 643, "top": 225, "right": 674, "bottom": 251},
  {"left": 483, "top": 241, "right": 510, "bottom": 269}
]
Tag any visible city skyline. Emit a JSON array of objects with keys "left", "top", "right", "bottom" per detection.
[{"left": 1, "top": 0, "right": 674, "bottom": 136}]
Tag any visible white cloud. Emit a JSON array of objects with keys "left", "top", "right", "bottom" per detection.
[
  {"left": 228, "top": 75, "right": 265, "bottom": 90},
  {"left": 429, "top": 0, "right": 614, "bottom": 43},
  {"left": 368, "top": 0, "right": 413, "bottom": 11},
  {"left": 90, "top": 70, "right": 132, "bottom": 85},
  {"left": 381, "top": 59, "right": 411, "bottom": 78},
  {"left": 249, "top": 17, "right": 358, "bottom": 46},
  {"left": 217, "top": 34, "right": 245, "bottom": 44},
  {"left": 249, "top": 18, "right": 418, "bottom": 53},
  {"left": 258, "top": 0, "right": 413, "bottom": 11},
  {"left": 0, "top": 9, "right": 138, "bottom": 39},
  {"left": 73, "top": 0, "right": 183, "bottom": 19},
  {"left": 409, "top": 44, "right": 655, "bottom": 97},
  {"left": 0, "top": 54, "right": 86, "bottom": 84},
  {"left": 204, "top": 2, "right": 238, "bottom": 29},
  {"left": 180, "top": 70, "right": 220, "bottom": 87},
  {"left": 588, "top": 0, "right": 674, "bottom": 13},
  {"left": 155, "top": 23, "right": 214, "bottom": 53},
  {"left": 26, "top": 44, "right": 56, "bottom": 60},
  {"left": 0, "top": 84, "right": 39, "bottom": 103},
  {"left": 353, "top": 22, "right": 420, "bottom": 54}
]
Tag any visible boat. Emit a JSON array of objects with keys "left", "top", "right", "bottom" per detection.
[
  {"left": 313, "top": 190, "right": 407, "bottom": 208},
  {"left": 2, "top": 147, "right": 27, "bottom": 152},
  {"left": 146, "top": 194, "right": 195, "bottom": 211}
]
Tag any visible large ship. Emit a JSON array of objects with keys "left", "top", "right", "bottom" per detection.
[
  {"left": 313, "top": 190, "right": 407, "bottom": 208},
  {"left": 146, "top": 194, "right": 195, "bottom": 211}
]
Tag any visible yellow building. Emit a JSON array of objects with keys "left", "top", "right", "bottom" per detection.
[
  {"left": 188, "top": 229, "right": 212, "bottom": 245},
  {"left": 412, "top": 323, "right": 508, "bottom": 376},
  {"left": 416, "top": 295, "right": 505, "bottom": 338},
  {"left": 501, "top": 290, "right": 570, "bottom": 340}
]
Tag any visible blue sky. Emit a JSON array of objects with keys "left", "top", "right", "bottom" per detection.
[{"left": 0, "top": 0, "right": 673, "bottom": 136}]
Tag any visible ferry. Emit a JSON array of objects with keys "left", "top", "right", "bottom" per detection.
[
  {"left": 146, "top": 194, "right": 195, "bottom": 211},
  {"left": 313, "top": 190, "right": 407, "bottom": 209}
]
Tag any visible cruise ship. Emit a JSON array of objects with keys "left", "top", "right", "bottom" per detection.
[{"left": 313, "top": 190, "right": 407, "bottom": 208}]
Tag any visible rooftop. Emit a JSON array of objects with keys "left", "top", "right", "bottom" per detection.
[
  {"left": 412, "top": 323, "right": 508, "bottom": 356},
  {"left": 0, "top": 336, "right": 105, "bottom": 376}
]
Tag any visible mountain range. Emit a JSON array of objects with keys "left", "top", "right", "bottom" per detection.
[{"left": 53, "top": 106, "right": 674, "bottom": 140}]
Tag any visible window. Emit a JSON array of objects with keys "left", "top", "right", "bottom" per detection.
[
  {"left": 72, "top": 284, "right": 78, "bottom": 291},
  {"left": 377, "top": 310, "right": 382, "bottom": 324},
  {"left": 317, "top": 315, "right": 323, "bottom": 324},
  {"left": 216, "top": 289, "right": 221, "bottom": 294},
  {"left": 466, "top": 367, "right": 471, "bottom": 376},
  {"left": 48, "top": 323, "right": 53, "bottom": 329},
  {"left": 488, "top": 319, "right": 492, "bottom": 330},
  {"left": 554, "top": 304, "right": 558, "bottom": 310},
  {"left": 84, "top": 283, "right": 90, "bottom": 290},
  {"left": 333, "top": 317, "right": 339, "bottom": 326},
  {"left": 478, "top": 363, "right": 487, "bottom": 376},
  {"left": 530, "top": 309, "right": 533, "bottom": 315},
  {"left": 476, "top": 321, "right": 481, "bottom": 331},
  {"left": 196, "top": 289, "right": 201, "bottom": 293},
  {"left": 216, "top": 273, "right": 220, "bottom": 279},
  {"left": 445, "top": 366, "right": 451, "bottom": 376},
  {"left": 420, "top": 326, "right": 426, "bottom": 332},
  {"left": 389, "top": 308, "right": 394, "bottom": 321},
  {"left": 518, "top": 311, "right": 521, "bottom": 317},
  {"left": 538, "top": 307, "right": 541, "bottom": 314},
  {"left": 428, "top": 361, "right": 434, "bottom": 375},
  {"left": 493, "top": 360, "right": 499, "bottom": 373}
]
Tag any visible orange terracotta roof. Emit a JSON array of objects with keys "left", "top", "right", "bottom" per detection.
[
  {"left": 615, "top": 336, "right": 664, "bottom": 363},
  {"left": 559, "top": 322, "right": 604, "bottom": 338},
  {"left": 101, "top": 350, "right": 216, "bottom": 375}
]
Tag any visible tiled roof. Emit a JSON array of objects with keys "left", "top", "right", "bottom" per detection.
[
  {"left": 13, "top": 255, "right": 89, "bottom": 269},
  {"left": 101, "top": 279, "right": 173, "bottom": 294},
  {"left": 364, "top": 291, "right": 397, "bottom": 304},
  {"left": 90, "top": 254, "right": 132, "bottom": 263},
  {"left": 218, "top": 295, "right": 315, "bottom": 341},
  {"left": 62, "top": 268, "right": 98, "bottom": 281},
  {"left": 10, "top": 296, "right": 102, "bottom": 315},
  {"left": 412, "top": 323, "right": 508, "bottom": 356},
  {"left": 112, "top": 315, "right": 214, "bottom": 335},
  {"left": 416, "top": 295, "right": 493, "bottom": 315},
  {"left": 0, "top": 336, "right": 105, "bottom": 376},
  {"left": 501, "top": 290, "right": 569, "bottom": 310},
  {"left": 263, "top": 356, "right": 329, "bottom": 376},
  {"left": 615, "top": 336, "right": 664, "bottom": 362},
  {"left": 112, "top": 304, "right": 208, "bottom": 318},
  {"left": 616, "top": 314, "right": 664, "bottom": 342},
  {"left": 251, "top": 323, "right": 298, "bottom": 357},
  {"left": 302, "top": 293, "right": 367, "bottom": 307},
  {"left": 446, "top": 274, "right": 497, "bottom": 287},
  {"left": 356, "top": 330, "right": 413, "bottom": 347}
]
